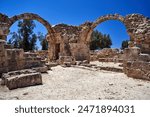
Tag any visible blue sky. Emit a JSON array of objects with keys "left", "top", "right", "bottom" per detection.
[{"left": 0, "top": 0, "right": 150, "bottom": 49}]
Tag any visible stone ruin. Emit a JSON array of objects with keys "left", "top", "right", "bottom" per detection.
[{"left": 0, "top": 12, "right": 150, "bottom": 89}]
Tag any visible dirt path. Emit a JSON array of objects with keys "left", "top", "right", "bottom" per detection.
[{"left": 0, "top": 63, "right": 150, "bottom": 100}]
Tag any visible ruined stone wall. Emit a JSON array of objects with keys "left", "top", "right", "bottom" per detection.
[
  {"left": 0, "top": 13, "right": 10, "bottom": 40},
  {"left": 124, "top": 61, "right": 150, "bottom": 81},
  {"left": 123, "top": 47, "right": 150, "bottom": 80},
  {"left": 51, "top": 24, "right": 90, "bottom": 61},
  {"left": 90, "top": 48, "right": 120, "bottom": 62},
  {"left": 36, "top": 50, "right": 48, "bottom": 61},
  {"left": 0, "top": 40, "right": 8, "bottom": 76},
  {"left": 24, "top": 52, "right": 44, "bottom": 69},
  {"left": 6, "top": 49, "right": 25, "bottom": 71},
  {"left": 0, "top": 41, "right": 44, "bottom": 76},
  {"left": 0, "top": 12, "right": 150, "bottom": 63},
  {"left": 124, "top": 14, "right": 150, "bottom": 54}
]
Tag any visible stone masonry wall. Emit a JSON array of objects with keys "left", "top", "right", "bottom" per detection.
[
  {"left": 6, "top": 49, "right": 24, "bottom": 71},
  {"left": 0, "top": 41, "right": 44, "bottom": 76},
  {"left": 123, "top": 47, "right": 150, "bottom": 80},
  {"left": 52, "top": 24, "right": 90, "bottom": 61},
  {"left": 124, "top": 14, "right": 150, "bottom": 54},
  {"left": 0, "top": 40, "right": 8, "bottom": 76}
]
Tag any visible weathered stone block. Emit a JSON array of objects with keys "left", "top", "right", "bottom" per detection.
[
  {"left": 59, "top": 56, "right": 76, "bottom": 65},
  {"left": 63, "top": 62, "right": 71, "bottom": 67},
  {"left": 122, "top": 47, "right": 141, "bottom": 61},
  {"left": 124, "top": 61, "right": 150, "bottom": 81},
  {"left": 75, "top": 61, "right": 82, "bottom": 65},
  {"left": 2, "top": 70, "right": 42, "bottom": 90},
  {"left": 32, "top": 66, "right": 48, "bottom": 73},
  {"left": 45, "top": 62, "right": 58, "bottom": 70}
]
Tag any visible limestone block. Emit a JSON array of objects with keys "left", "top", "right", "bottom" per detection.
[
  {"left": 82, "top": 60, "right": 89, "bottom": 64},
  {"left": 32, "top": 66, "right": 48, "bottom": 73},
  {"left": 59, "top": 56, "right": 76, "bottom": 65},
  {"left": 63, "top": 62, "right": 71, "bottom": 67},
  {"left": 2, "top": 69, "right": 42, "bottom": 90},
  {"left": 123, "top": 47, "right": 141, "bottom": 60},
  {"left": 138, "top": 54, "right": 150, "bottom": 62},
  {"left": 6, "top": 73, "right": 42, "bottom": 90},
  {"left": 75, "top": 61, "right": 82, "bottom": 65},
  {"left": 124, "top": 61, "right": 150, "bottom": 81},
  {"left": 46, "top": 62, "right": 58, "bottom": 68}
]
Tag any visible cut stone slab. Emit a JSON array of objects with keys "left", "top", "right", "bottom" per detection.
[
  {"left": 2, "top": 69, "right": 42, "bottom": 90},
  {"left": 32, "top": 66, "right": 48, "bottom": 73},
  {"left": 46, "top": 62, "right": 58, "bottom": 68},
  {"left": 63, "top": 62, "right": 71, "bottom": 67},
  {"left": 76, "top": 61, "right": 82, "bottom": 65},
  {"left": 5, "top": 73, "right": 42, "bottom": 90}
]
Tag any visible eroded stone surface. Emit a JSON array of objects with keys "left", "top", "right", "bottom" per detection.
[
  {"left": 124, "top": 61, "right": 150, "bottom": 80},
  {"left": 2, "top": 69, "right": 42, "bottom": 90},
  {"left": 32, "top": 66, "right": 48, "bottom": 73}
]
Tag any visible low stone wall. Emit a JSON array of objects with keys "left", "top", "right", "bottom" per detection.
[
  {"left": 123, "top": 61, "right": 150, "bottom": 80},
  {"left": 0, "top": 41, "right": 47, "bottom": 76},
  {"left": 6, "top": 49, "right": 25, "bottom": 71},
  {"left": 24, "top": 52, "right": 44, "bottom": 69},
  {"left": 123, "top": 47, "right": 150, "bottom": 80},
  {"left": 90, "top": 48, "right": 120, "bottom": 62},
  {"left": 59, "top": 56, "right": 76, "bottom": 66},
  {"left": 36, "top": 50, "right": 48, "bottom": 62},
  {"left": 98, "top": 58, "right": 123, "bottom": 63}
]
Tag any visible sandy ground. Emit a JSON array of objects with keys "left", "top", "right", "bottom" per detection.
[{"left": 0, "top": 62, "right": 150, "bottom": 100}]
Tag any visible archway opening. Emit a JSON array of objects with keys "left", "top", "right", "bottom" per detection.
[
  {"left": 7, "top": 20, "right": 48, "bottom": 51},
  {"left": 90, "top": 20, "right": 130, "bottom": 51}
]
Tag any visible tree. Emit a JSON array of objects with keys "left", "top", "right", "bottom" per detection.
[
  {"left": 38, "top": 32, "right": 48, "bottom": 50},
  {"left": 90, "top": 30, "right": 112, "bottom": 50},
  {"left": 8, "top": 32, "right": 20, "bottom": 48},
  {"left": 8, "top": 19, "right": 38, "bottom": 51},
  {"left": 121, "top": 40, "right": 129, "bottom": 49},
  {"left": 30, "top": 34, "right": 37, "bottom": 50},
  {"left": 90, "top": 30, "right": 102, "bottom": 50}
]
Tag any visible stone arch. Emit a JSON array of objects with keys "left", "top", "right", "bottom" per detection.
[
  {"left": 85, "top": 14, "right": 128, "bottom": 43},
  {"left": 8, "top": 13, "right": 55, "bottom": 34},
  {"left": 6, "top": 13, "right": 58, "bottom": 61},
  {"left": 91, "top": 14, "right": 125, "bottom": 29}
]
